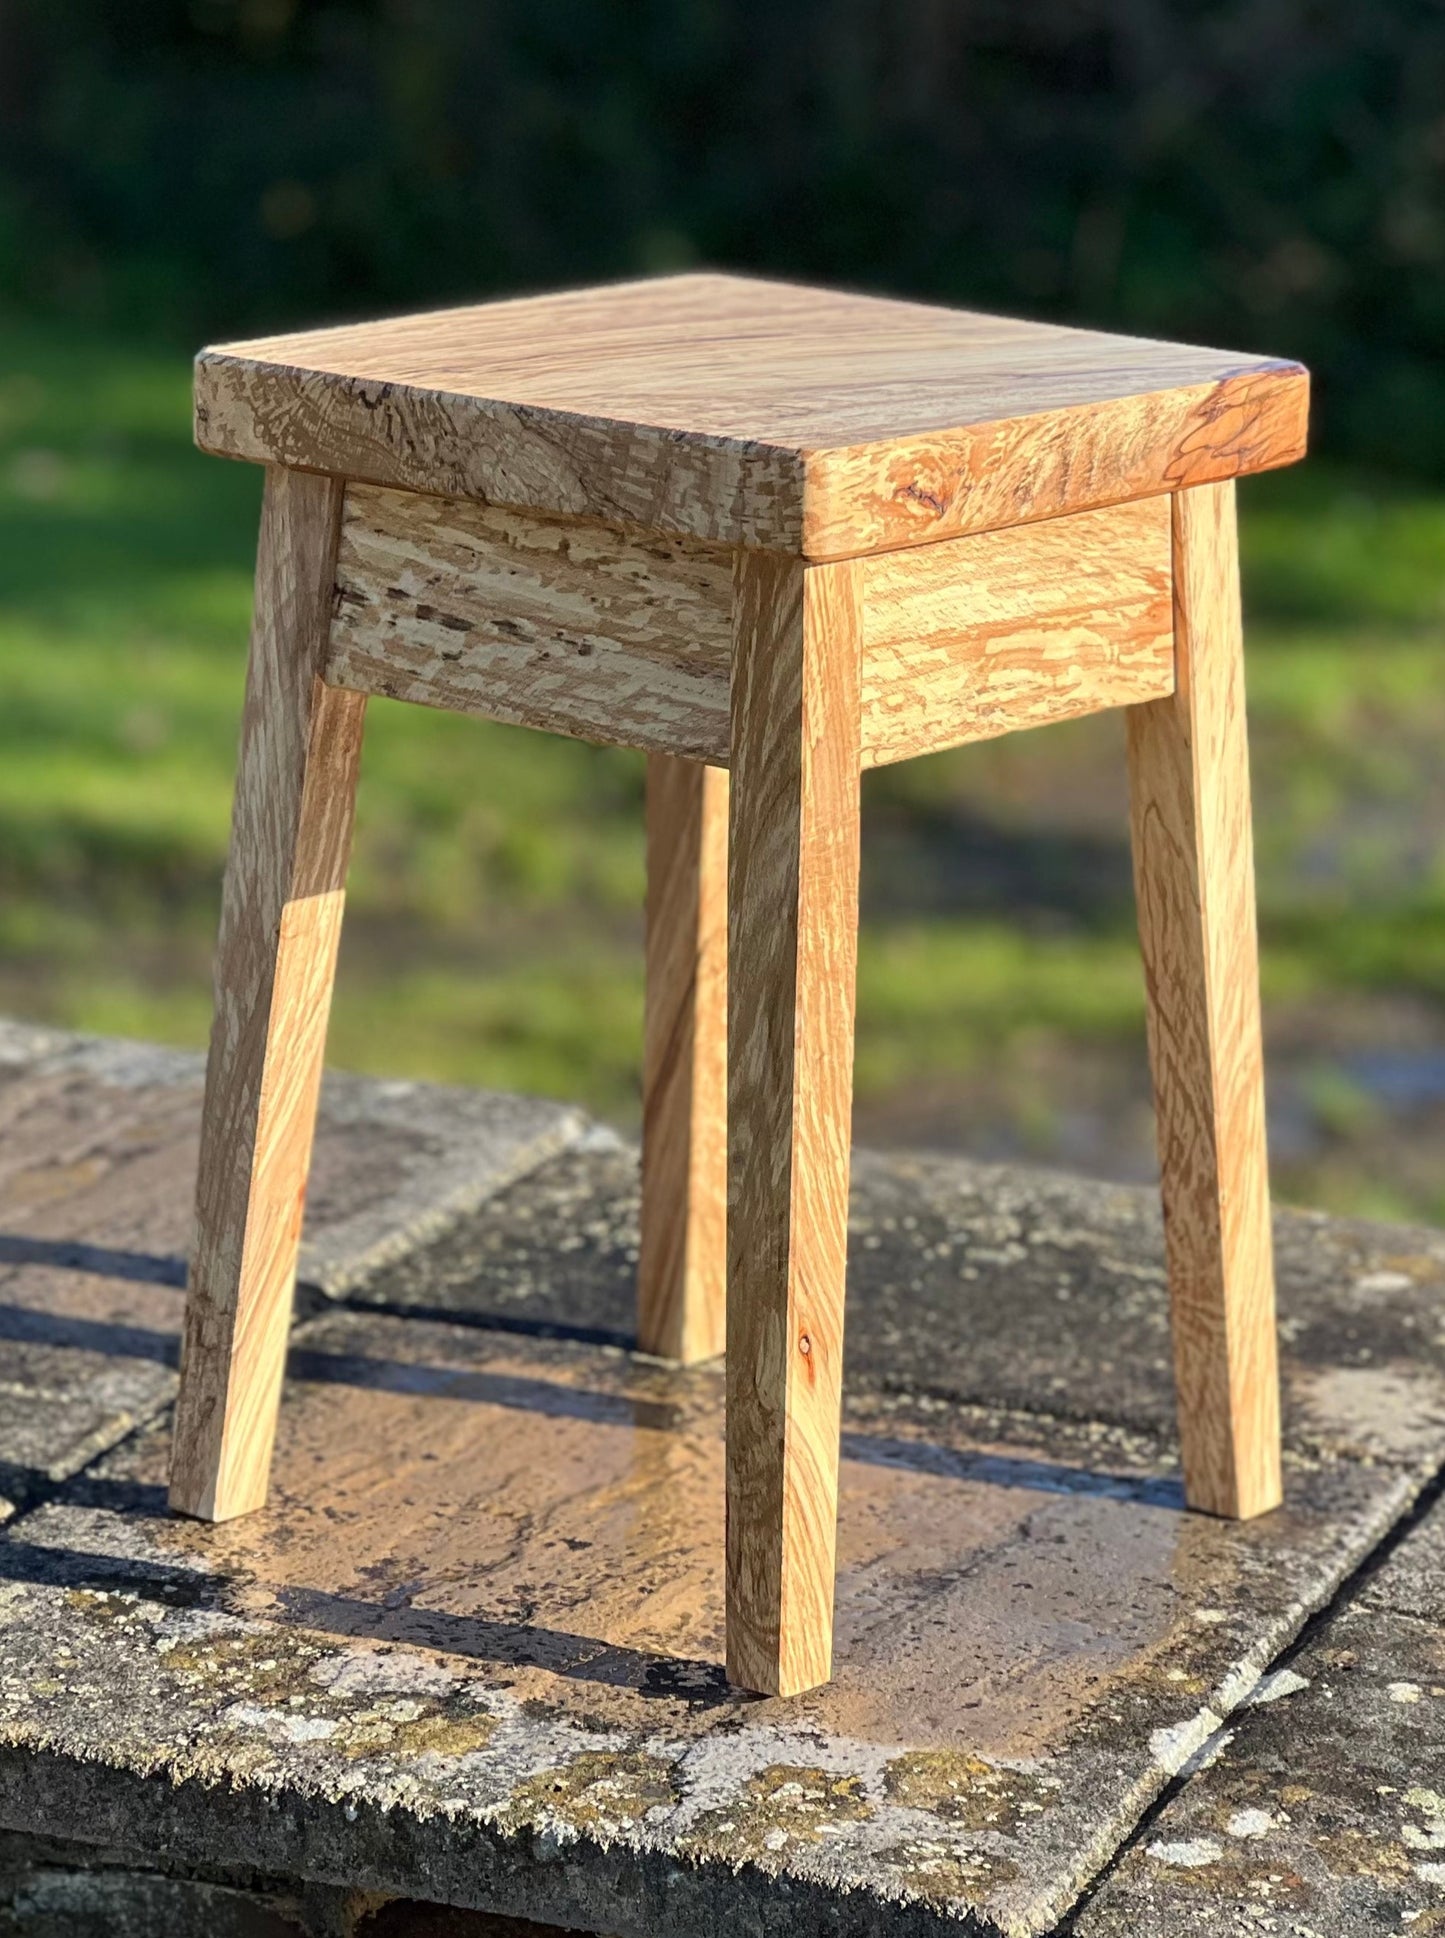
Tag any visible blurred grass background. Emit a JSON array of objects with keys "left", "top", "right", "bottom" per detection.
[
  {"left": 4, "top": 318, "right": 1445, "bottom": 1221},
  {"left": 2, "top": 2, "right": 1445, "bottom": 1221}
]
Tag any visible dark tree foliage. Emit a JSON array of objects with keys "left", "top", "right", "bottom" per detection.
[{"left": 3, "top": 0, "right": 1444, "bottom": 469}]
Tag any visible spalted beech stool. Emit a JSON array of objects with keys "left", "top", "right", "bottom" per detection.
[{"left": 170, "top": 274, "right": 1309, "bottom": 1696}]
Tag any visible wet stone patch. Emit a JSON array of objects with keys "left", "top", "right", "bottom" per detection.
[
  {"left": 361, "top": 1139, "right": 1445, "bottom": 1468},
  {"left": 0, "top": 1032, "right": 1441, "bottom": 1933},
  {"left": 0, "top": 1294, "right": 1424, "bottom": 1938}
]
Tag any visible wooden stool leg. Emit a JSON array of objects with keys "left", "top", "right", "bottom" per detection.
[
  {"left": 170, "top": 467, "right": 366, "bottom": 1522},
  {"left": 638, "top": 754, "right": 728, "bottom": 1361},
  {"left": 1126, "top": 480, "right": 1282, "bottom": 1520},
  {"left": 725, "top": 552, "right": 862, "bottom": 1696}
]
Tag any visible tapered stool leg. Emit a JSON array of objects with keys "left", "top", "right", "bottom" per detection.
[
  {"left": 725, "top": 552, "right": 862, "bottom": 1696},
  {"left": 638, "top": 754, "right": 728, "bottom": 1362},
  {"left": 1126, "top": 480, "right": 1282, "bottom": 1520},
  {"left": 170, "top": 466, "right": 366, "bottom": 1522}
]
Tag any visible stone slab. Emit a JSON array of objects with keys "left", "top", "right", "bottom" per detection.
[
  {"left": 0, "top": 1827, "right": 560, "bottom": 1935},
  {"left": 0, "top": 1300, "right": 1417, "bottom": 1938},
  {"left": 0, "top": 1829, "right": 326, "bottom": 1937},
  {"left": 0, "top": 1029, "right": 1441, "bottom": 1934},
  {"left": 362, "top": 1142, "right": 1445, "bottom": 1469},
  {"left": 0, "top": 1023, "right": 587, "bottom": 1506},
  {"left": 1074, "top": 1498, "right": 1445, "bottom": 1935},
  {"left": 1359, "top": 1487, "right": 1445, "bottom": 1631}
]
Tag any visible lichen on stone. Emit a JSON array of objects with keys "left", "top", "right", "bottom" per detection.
[
  {"left": 499, "top": 1748, "right": 679, "bottom": 1838},
  {"left": 876, "top": 1836, "right": 1020, "bottom": 1897},
  {"left": 330, "top": 1697, "right": 497, "bottom": 1763},
  {"left": 684, "top": 1762, "right": 872, "bottom": 1861},
  {"left": 882, "top": 1748, "right": 1050, "bottom": 1835},
  {"left": 157, "top": 1626, "right": 327, "bottom": 1704}
]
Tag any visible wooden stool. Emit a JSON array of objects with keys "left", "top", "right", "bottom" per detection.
[{"left": 170, "top": 274, "right": 1308, "bottom": 1696}]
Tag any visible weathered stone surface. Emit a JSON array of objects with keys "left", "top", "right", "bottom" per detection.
[
  {"left": 0, "top": 1297, "right": 1417, "bottom": 1938},
  {"left": 298, "top": 1076, "right": 596, "bottom": 1302},
  {"left": 0, "top": 1020, "right": 590, "bottom": 1296},
  {"left": 0, "top": 1829, "right": 573, "bottom": 1934},
  {"left": 0, "top": 1831, "right": 318, "bottom": 1936},
  {"left": 1359, "top": 1488, "right": 1445, "bottom": 1630},
  {"left": 1073, "top": 1511, "right": 1445, "bottom": 1934},
  {"left": 0, "top": 1027, "right": 1442, "bottom": 1935},
  {"left": 364, "top": 1142, "right": 1445, "bottom": 1467},
  {"left": 0, "top": 1023, "right": 587, "bottom": 1508}
]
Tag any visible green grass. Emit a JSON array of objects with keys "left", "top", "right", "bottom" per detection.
[
  {"left": 2, "top": 314, "right": 1444, "bottom": 1216},
  {"left": 0, "top": 316, "right": 658, "bottom": 1102}
]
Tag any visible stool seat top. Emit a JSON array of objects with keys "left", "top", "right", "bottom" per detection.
[{"left": 196, "top": 272, "right": 1307, "bottom": 561}]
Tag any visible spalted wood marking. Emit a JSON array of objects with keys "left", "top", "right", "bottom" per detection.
[
  {"left": 326, "top": 489, "right": 1175, "bottom": 766},
  {"left": 196, "top": 272, "right": 1308, "bottom": 559},
  {"left": 1126, "top": 480, "right": 1282, "bottom": 1521},
  {"left": 325, "top": 483, "right": 731, "bottom": 761},
  {"left": 859, "top": 495, "right": 1174, "bottom": 765},
  {"left": 171, "top": 466, "right": 366, "bottom": 1523},
  {"left": 638, "top": 755, "right": 729, "bottom": 1364},
  {"left": 726, "top": 551, "right": 861, "bottom": 1697}
]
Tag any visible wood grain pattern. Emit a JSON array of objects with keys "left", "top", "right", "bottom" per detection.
[
  {"left": 637, "top": 755, "right": 728, "bottom": 1363},
  {"left": 726, "top": 550, "right": 862, "bottom": 1697},
  {"left": 859, "top": 494, "right": 1174, "bottom": 765},
  {"left": 326, "top": 485, "right": 1176, "bottom": 767},
  {"left": 325, "top": 482, "right": 731, "bottom": 762},
  {"left": 196, "top": 272, "right": 1308, "bottom": 560},
  {"left": 170, "top": 466, "right": 366, "bottom": 1523},
  {"left": 1126, "top": 481, "right": 1281, "bottom": 1521},
  {"left": 803, "top": 364, "right": 1306, "bottom": 562}
]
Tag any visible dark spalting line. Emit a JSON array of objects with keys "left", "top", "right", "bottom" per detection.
[{"left": 896, "top": 483, "right": 950, "bottom": 516}]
